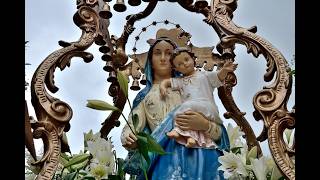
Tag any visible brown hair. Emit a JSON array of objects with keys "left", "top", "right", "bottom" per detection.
[{"left": 170, "top": 47, "right": 196, "bottom": 67}]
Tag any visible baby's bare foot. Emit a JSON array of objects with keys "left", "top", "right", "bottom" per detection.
[
  {"left": 166, "top": 130, "right": 180, "bottom": 139},
  {"left": 186, "top": 138, "right": 196, "bottom": 148}
]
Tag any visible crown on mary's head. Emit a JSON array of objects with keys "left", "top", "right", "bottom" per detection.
[{"left": 146, "top": 28, "right": 192, "bottom": 48}]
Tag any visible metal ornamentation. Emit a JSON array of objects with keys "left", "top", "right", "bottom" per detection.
[
  {"left": 26, "top": 1, "right": 103, "bottom": 179},
  {"left": 26, "top": 0, "right": 295, "bottom": 179}
]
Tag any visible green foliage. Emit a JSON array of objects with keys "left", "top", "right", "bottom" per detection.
[
  {"left": 142, "top": 168, "right": 148, "bottom": 180},
  {"left": 62, "top": 171, "right": 77, "bottom": 180},
  {"left": 64, "top": 154, "right": 90, "bottom": 168},
  {"left": 59, "top": 154, "right": 69, "bottom": 167},
  {"left": 230, "top": 146, "right": 242, "bottom": 155},
  {"left": 289, "top": 69, "right": 295, "bottom": 76},
  {"left": 134, "top": 131, "right": 169, "bottom": 180},
  {"left": 86, "top": 100, "right": 120, "bottom": 111},
  {"left": 84, "top": 70, "right": 169, "bottom": 180},
  {"left": 117, "top": 71, "right": 129, "bottom": 97},
  {"left": 137, "top": 134, "right": 150, "bottom": 165},
  {"left": 139, "top": 132, "right": 167, "bottom": 155},
  {"left": 61, "top": 153, "right": 71, "bottom": 161},
  {"left": 71, "top": 159, "right": 89, "bottom": 171},
  {"left": 116, "top": 158, "right": 126, "bottom": 180}
]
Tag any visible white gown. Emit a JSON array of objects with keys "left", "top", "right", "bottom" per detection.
[{"left": 171, "top": 70, "right": 223, "bottom": 148}]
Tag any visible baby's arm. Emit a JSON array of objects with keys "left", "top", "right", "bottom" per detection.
[{"left": 160, "top": 78, "right": 172, "bottom": 98}]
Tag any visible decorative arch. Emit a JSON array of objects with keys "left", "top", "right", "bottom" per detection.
[{"left": 25, "top": 0, "right": 295, "bottom": 179}]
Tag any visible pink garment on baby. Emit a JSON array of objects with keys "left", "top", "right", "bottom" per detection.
[{"left": 173, "top": 127, "right": 216, "bottom": 148}]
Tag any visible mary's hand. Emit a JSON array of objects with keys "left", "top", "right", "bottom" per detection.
[
  {"left": 175, "top": 110, "right": 210, "bottom": 131},
  {"left": 122, "top": 132, "right": 138, "bottom": 150}
]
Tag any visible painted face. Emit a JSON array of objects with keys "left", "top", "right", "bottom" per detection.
[
  {"left": 151, "top": 40, "right": 174, "bottom": 77},
  {"left": 172, "top": 52, "right": 195, "bottom": 76}
]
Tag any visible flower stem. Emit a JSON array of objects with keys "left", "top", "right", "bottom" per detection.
[
  {"left": 139, "top": 156, "right": 149, "bottom": 180},
  {"left": 127, "top": 97, "right": 132, "bottom": 110},
  {"left": 126, "top": 97, "right": 135, "bottom": 128},
  {"left": 121, "top": 113, "right": 136, "bottom": 136}
]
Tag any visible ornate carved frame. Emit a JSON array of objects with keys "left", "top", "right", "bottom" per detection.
[{"left": 25, "top": 0, "right": 295, "bottom": 179}]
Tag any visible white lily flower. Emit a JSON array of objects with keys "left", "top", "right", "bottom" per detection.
[
  {"left": 227, "top": 123, "right": 245, "bottom": 149},
  {"left": 87, "top": 137, "right": 112, "bottom": 157},
  {"left": 85, "top": 131, "right": 103, "bottom": 150},
  {"left": 25, "top": 172, "right": 37, "bottom": 180},
  {"left": 283, "top": 129, "right": 295, "bottom": 147},
  {"left": 246, "top": 146, "right": 258, "bottom": 163},
  {"left": 218, "top": 150, "right": 248, "bottom": 179},
  {"left": 84, "top": 129, "right": 94, "bottom": 141},
  {"left": 283, "top": 129, "right": 291, "bottom": 145},
  {"left": 250, "top": 156, "right": 268, "bottom": 180},
  {"left": 270, "top": 165, "right": 282, "bottom": 180},
  {"left": 25, "top": 148, "right": 41, "bottom": 175},
  {"left": 96, "top": 150, "right": 115, "bottom": 169},
  {"left": 85, "top": 131, "right": 116, "bottom": 178},
  {"left": 265, "top": 156, "right": 276, "bottom": 173},
  {"left": 89, "top": 163, "right": 111, "bottom": 180}
]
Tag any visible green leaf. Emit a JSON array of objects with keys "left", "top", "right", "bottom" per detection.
[
  {"left": 64, "top": 154, "right": 90, "bottom": 168},
  {"left": 136, "top": 135, "right": 150, "bottom": 165},
  {"left": 142, "top": 167, "right": 149, "bottom": 180},
  {"left": 61, "top": 153, "right": 71, "bottom": 160},
  {"left": 71, "top": 159, "right": 89, "bottom": 171},
  {"left": 117, "top": 158, "right": 125, "bottom": 179},
  {"left": 137, "top": 134, "right": 148, "bottom": 144},
  {"left": 86, "top": 100, "right": 120, "bottom": 111},
  {"left": 231, "top": 146, "right": 242, "bottom": 154},
  {"left": 143, "top": 132, "right": 167, "bottom": 155},
  {"left": 132, "top": 114, "right": 139, "bottom": 132},
  {"left": 138, "top": 155, "right": 149, "bottom": 180},
  {"left": 117, "top": 71, "right": 129, "bottom": 97},
  {"left": 59, "top": 154, "right": 69, "bottom": 167},
  {"left": 63, "top": 171, "right": 77, "bottom": 180},
  {"left": 78, "top": 170, "right": 88, "bottom": 176},
  {"left": 289, "top": 69, "right": 295, "bottom": 76}
]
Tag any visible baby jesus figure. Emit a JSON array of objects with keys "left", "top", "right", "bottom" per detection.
[{"left": 160, "top": 47, "right": 238, "bottom": 148}]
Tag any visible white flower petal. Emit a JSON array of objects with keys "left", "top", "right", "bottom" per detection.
[
  {"left": 218, "top": 151, "right": 248, "bottom": 178},
  {"left": 250, "top": 157, "right": 268, "bottom": 180},
  {"left": 227, "top": 123, "right": 245, "bottom": 149},
  {"left": 90, "top": 164, "right": 109, "bottom": 179}
]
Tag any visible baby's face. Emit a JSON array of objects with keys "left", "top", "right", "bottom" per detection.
[{"left": 173, "top": 52, "right": 195, "bottom": 76}]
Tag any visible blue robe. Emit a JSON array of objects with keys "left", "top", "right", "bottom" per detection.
[
  {"left": 124, "top": 39, "right": 230, "bottom": 179},
  {"left": 124, "top": 108, "right": 230, "bottom": 180}
]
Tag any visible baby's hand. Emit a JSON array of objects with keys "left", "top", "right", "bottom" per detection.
[
  {"left": 222, "top": 60, "right": 238, "bottom": 72},
  {"left": 160, "top": 85, "right": 168, "bottom": 99}
]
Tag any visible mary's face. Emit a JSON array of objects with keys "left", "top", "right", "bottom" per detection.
[{"left": 151, "top": 40, "right": 174, "bottom": 76}]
